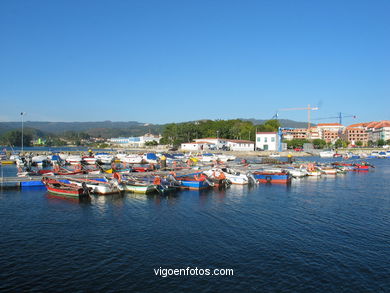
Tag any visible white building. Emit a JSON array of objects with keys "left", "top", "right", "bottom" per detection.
[
  {"left": 193, "top": 138, "right": 227, "bottom": 149},
  {"left": 109, "top": 133, "right": 161, "bottom": 147},
  {"left": 256, "top": 132, "right": 279, "bottom": 151},
  {"left": 181, "top": 141, "right": 216, "bottom": 151},
  {"left": 226, "top": 139, "right": 254, "bottom": 151},
  {"left": 366, "top": 121, "right": 390, "bottom": 141}
]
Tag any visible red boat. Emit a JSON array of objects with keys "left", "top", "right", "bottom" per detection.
[
  {"left": 42, "top": 177, "right": 90, "bottom": 198},
  {"left": 332, "top": 162, "right": 372, "bottom": 172}
]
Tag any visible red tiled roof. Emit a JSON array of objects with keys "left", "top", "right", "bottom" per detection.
[
  {"left": 347, "top": 122, "right": 370, "bottom": 128},
  {"left": 374, "top": 121, "right": 390, "bottom": 129},
  {"left": 227, "top": 139, "right": 254, "bottom": 143},
  {"left": 182, "top": 141, "right": 215, "bottom": 144},
  {"left": 363, "top": 120, "right": 390, "bottom": 129},
  {"left": 256, "top": 132, "right": 277, "bottom": 134},
  {"left": 194, "top": 137, "right": 219, "bottom": 140},
  {"left": 317, "top": 123, "right": 342, "bottom": 126}
]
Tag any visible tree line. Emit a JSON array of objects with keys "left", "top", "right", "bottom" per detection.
[{"left": 160, "top": 119, "right": 281, "bottom": 146}]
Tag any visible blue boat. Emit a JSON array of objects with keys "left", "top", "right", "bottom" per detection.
[
  {"left": 176, "top": 173, "right": 211, "bottom": 190},
  {"left": 252, "top": 171, "right": 292, "bottom": 184}
]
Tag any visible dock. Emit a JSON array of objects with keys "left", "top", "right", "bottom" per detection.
[{"left": 0, "top": 169, "right": 198, "bottom": 189}]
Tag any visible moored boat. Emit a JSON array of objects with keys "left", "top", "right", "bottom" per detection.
[
  {"left": 252, "top": 171, "right": 292, "bottom": 184},
  {"left": 175, "top": 173, "right": 212, "bottom": 190},
  {"left": 66, "top": 177, "right": 121, "bottom": 195},
  {"left": 42, "top": 177, "right": 90, "bottom": 198}
]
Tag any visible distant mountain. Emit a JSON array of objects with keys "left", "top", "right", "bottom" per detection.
[
  {"left": 0, "top": 118, "right": 310, "bottom": 138},
  {"left": 243, "top": 118, "right": 313, "bottom": 128},
  {"left": 0, "top": 121, "right": 164, "bottom": 138}
]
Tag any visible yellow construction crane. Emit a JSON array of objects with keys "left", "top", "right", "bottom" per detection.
[{"left": 276, "top": 104, "right": 319, "bottom": 129}]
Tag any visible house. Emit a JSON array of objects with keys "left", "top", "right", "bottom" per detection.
[
  {"left": 226, "top": 139, "right": 255, "bottom": 151},
  {"left": 193, "top": 138, "right": 227, "bottom": 149},
  {"left": 343, "top": 123, "right": 369, "bottom": 146},
  {"left": 256, "top": 132, "right": 279, "bottom": 151},
  {"left": 181, "top": 141, "right": 215, "bottom": 151},
  {"left": 366, "top": 121, "right": 390, "bottom": 142},
  {"left": 109, "top": 133, "right": 161, "bottom": 147}
]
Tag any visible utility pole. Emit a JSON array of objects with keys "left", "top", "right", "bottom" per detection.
[{"left": 21, "top": 112, "right": 26, "bottom": 153}]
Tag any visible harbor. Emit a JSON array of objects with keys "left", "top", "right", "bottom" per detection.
[{"left": 1, "top": 155, "right": 389, "bottom": 292}]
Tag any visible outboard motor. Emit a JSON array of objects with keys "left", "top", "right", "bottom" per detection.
[
  {"left": 81, "top": 182, "right": 91, "bottom": 196},
  {"left": 247, "top": 172, "right": 258, "bottom": 185}
]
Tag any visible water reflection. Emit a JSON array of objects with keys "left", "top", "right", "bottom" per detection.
[{"left": 46, "top": 193, "right": 91, "bottom": 205}]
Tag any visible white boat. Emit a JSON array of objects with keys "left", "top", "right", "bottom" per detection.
[
  {"left": 66, "top": 155, "right": 82, "bottom": 165},
  {"left": 204, "top": 167, "right": 250, "bottom": 185},
  {"left": 142, "top": 153, "right": 158, "bottom": 164},
  {"left": 95, "top": 152, "right": 114, "bottom": 164},
  {"left": 32, "top": 155, "right": 49, "bottom": 167},
  {"left": 317, "top": 167, "right": 337, "bottom": 175},
  {"left": 199, "top": 153, "right": 218, "bottom": 162},
  {"left": 82, "top": 156, "right": 97, "bottom": 165},
  {"left": 369, "top": 151, "right": 379, "bottom": 158},
  {"left": 269, "top": 153, "right": 281, "bottom": 158},
  {"left": 286, "top": 167, "right": 307, "bottom": 178},
  {"left": 216, "top": 154, "right": 236, "bottom": 162},
  {"left": 66, "top": 177, "right": 121, "bottom": 195},
  {"left": 121, "top": 154, "right": 144, "bottom": 164},
  {"left": 319, "top": 150, "right": 335, "bottom": 158},
  {"left": 307, "top": 170, "right": 322, "bottom": 176}
]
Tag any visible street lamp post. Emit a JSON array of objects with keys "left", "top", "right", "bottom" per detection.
[{"left": 21, "top": 112, "right": 25, "bottom": 153}]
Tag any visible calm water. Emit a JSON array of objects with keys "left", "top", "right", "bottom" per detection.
[{"left": 1, "top": 159, "right": 390, "bottom": 292}]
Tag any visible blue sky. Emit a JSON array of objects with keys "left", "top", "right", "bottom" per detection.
[{"left": 0, "top": 0, "right": 389, "bottom": 125}]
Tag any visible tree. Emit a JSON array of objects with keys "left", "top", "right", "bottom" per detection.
[
  {"left": 312, "top": 139, "right": 327, "bottom": 149},
  {"left": 286, "top": 139, "right": 309, "bottom": 149},
  {"left": 334, "top": 139, "right": 349, "bottom": 148},
  {"left": 145, "top": 141, "right": 158, "bottom": 146},
  {"left": 355, "top": 141, "right": 363, "bottom": 147},
  {"left": 0, "top": 130, "right": 32, "bottom": 147},
  {"left": 377, "top": 139, "right": 385, "bottom": 147}
]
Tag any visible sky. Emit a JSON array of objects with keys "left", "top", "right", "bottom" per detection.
[{"left": 0, "top": 0, "right": 389, "bottom": 125}]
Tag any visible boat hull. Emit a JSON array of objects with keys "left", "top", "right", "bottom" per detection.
[{"left": 253, "top": 172, "right": 292, "bottom": 184}]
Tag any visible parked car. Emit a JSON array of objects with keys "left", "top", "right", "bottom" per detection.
[{"left": 294, "top": 148, "right": 303, "bottom": 152}]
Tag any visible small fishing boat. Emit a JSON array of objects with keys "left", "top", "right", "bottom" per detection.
[
  {"left": 53, "top": 165, "right": 85, "bottom": 176},
  {"left": 317, "top": 166, "right": 338, "bottom": 175},
  {"left": 204, "top": 167, "right": 250, "bottom": 185},
  {"left": 82, "top": 155, "right": 97, "bottom": 165},
  {"left": 42, "top": 177, "right": 90, "bottom": 198},
  {"left": 202, "top": 169, "right": 232, "bottom": 188},
  {"left": 175, "top": 173, "right": 212, "bottom": 190},
  {"left": 143, "top": 153, "right": 159, "bottom": 164},
  {"left": 115, "top": 173, "right": 159, "bottom": 194},
  {"left": 66, "top": 177, "right": 121, "bottom": 195},
  {"left": 120, "top": 154, "right": 144, "bottom": 164},
  {"left": 95, "top": 152, "right": 114, "bottom": 164},
  {"left": 319, "top": 150, "right": 335, "bottom": 158},
  {"left": 32, "top": 155, "right": 49, "bottom": 167},
  {"left": 66, "top": 155, "right": 83, "bottom": 165},
  {"left": 252, "top": 171, "right": 292, "bottom": 184},
  {"left": 285, "top": 166, "right": 308, "bottom": 178}
]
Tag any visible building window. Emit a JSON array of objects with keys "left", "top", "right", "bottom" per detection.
[
  {"left": 257, "top": 137, "right": 261, "bottom": 142},
  {"left": 264, "top": 137, "right": 268, "bottom": 143},
  {"left": 271, "top": 137, "right": 275, "bottom": 142}
]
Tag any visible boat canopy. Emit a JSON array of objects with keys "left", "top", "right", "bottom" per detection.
[{"left": 146, "top": 153, "right": 158, "bottom": 160}]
